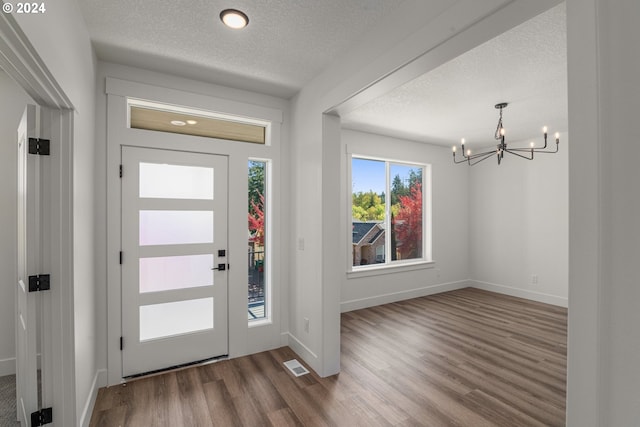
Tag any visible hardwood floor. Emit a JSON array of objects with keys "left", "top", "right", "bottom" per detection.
[{"left": 89, "top": 288, "right": 567, "bottom": 426}]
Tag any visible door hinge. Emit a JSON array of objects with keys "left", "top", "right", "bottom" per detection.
[
  {"left": 119, "top": 164, "right": 123, "bottom": 178},
  {"left": 28, "top": 138, "right": 50, "bottom": 156},
  {"left": 31, "top": 407, "right": 52, "bottom": 426},
  {"left": 119, "top": 251, "right": 123, "bottom": 264},
  {"left": 28, "top": 274, "right": 51, "bottom": 292},
  {"left": 120, "top": 336, "right": 124, "bottom": 351}
]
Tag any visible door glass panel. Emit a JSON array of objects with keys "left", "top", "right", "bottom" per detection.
[
  {"left": 139, "top": 254, "right": 213, "bottom": 293},
  {"left": 139, "top": 162, "right": 214, "bottom": 200},
  {"left": 139, "top": 210, "right": 213, "bottom": 245},
  {"left": 139, "top": 297, "right": 214, "bottom": 341}
]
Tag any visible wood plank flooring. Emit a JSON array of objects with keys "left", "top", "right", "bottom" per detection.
[{"left": 90, "top": 288, "right": 567, "bottom": 426}]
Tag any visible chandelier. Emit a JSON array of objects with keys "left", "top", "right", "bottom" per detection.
[{"left": 452, "top": 103, "right": 559, "bottom": 166}]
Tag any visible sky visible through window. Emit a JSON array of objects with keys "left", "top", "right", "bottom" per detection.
[
  {"left": 352, "top": 158, "right": 419, "bottom": 194},
  {"left": 352, "top": 158, "right": 385, "bottom": 194}
]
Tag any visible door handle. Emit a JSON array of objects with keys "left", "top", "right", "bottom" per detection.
[{"left": 211, "top": 264, "right": 226, "bottom": 271}]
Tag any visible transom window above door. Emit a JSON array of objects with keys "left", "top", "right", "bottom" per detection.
[{"left": 128, "top": 99, "right": 269, "bottom": 144}]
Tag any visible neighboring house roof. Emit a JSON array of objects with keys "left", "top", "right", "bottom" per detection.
[
  {"left": 368, "top": 228, "right": 384, "bottom": 244},
  {"left": 352, "top": 221, "right": 382, "bottom": 245}
]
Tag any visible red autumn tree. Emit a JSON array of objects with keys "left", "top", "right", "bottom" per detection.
[
  {"left": 394, "top": 181, "right": 422, "bottom": 259},
  {"left": 248, "top": 193, "right": 265, "bottom": 246}
]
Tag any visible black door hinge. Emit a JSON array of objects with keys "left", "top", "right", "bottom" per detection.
[
  {"left": 28, "top": 138, "right": 50, "bottom": 155},
  {"left": 119, "top": 251, "right": 123, "bottom": 264},
  {"left": 119, "top": 164, "right": 123, "bottom": 178},
  {"left": 31, "top": 407, "right": 52, "bottom": 426},
  {"left": 28, "top": 274, "right": 50, "bottom": 292},
  {"left": 120, "top": 336, "right": 124, "bottom": 351}
]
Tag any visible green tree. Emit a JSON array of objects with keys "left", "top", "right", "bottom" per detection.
[
  {"left": 248, "top": 161, "right": 265, "bottom": 216},
  {"left": 352, "top": 190, "right": 385, "bottom": 221},
  {"left": 408, "top": 168, "right": 422, "bottom": 189},
  {"left": 391, "top": 175, "right": 406, "bottom": 206}
]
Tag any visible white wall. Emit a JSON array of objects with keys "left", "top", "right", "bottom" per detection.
[
  {"left": 0, "top": 70, "right": 33, "bottom": 376},
  {"left": 566, "top": 0, "right": 640, "bottom": 425},
  {"left": 469, "top": 134, "right": 569, "bottom": 306},
  {"left": 12, "top": 0, "right": 97, "bottom": 424},
  {"left": 340, "top": 130, "right": 469, "bottom": 311},
  {"left": 598, "top": 1, "right": 640, "bottom": 421}
]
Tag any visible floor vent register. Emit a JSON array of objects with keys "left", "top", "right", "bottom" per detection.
[{"left": 283, "top": 359, "right": 310, "bottom": 377}]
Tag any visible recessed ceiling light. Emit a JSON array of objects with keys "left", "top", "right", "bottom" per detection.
[
  {"left": 170, "top": 120, "right": 187, "bottom": 126},
  {"left": 186, "top": 120, "right": 198, "bottom": 125},
  {"left": 220, "top": 9, "right": 249, "bottom": 29}
]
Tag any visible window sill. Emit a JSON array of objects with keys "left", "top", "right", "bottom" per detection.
[
  {"left": 347, "top": 260, "right": 435, "bottom": 279},
  {"left": 248, "top": 318, "right": 272, "bottom": 328}
]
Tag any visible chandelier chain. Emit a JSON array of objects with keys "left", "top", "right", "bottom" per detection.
[{"left": 494, "top": 106, "right": 504, "bottom": 140}]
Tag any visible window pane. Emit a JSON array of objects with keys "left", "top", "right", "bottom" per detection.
[
  {"left": 140, "top": 210, "right": 213, "bottom": 246},
  {"left": 139, "top": 297, "right": 214, "bottom": 341},
  {"left": 390, "top": 164, "right": 423, "bottom": 261},
  {"left": 139, "top": 254, "right": 213, "bottom": 293},
  {"left": 248, "top": 161, "right": 266, "bottom": 320},
  {"left": 140, "top": 162, "right": 213, "bottom": 200},
  {"left": 351, "top": 158, "right": 386, "bottom": 266}
]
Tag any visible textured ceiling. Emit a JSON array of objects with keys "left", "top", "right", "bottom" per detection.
[
  {"left": 341, "top": 3, "right": 567, "bottom": 148},
  {"left": 78, "top": 0, "right": 404, "bottom": 98}
]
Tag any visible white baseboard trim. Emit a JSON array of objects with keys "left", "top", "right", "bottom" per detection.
[
  {"left": 80, "top": 369, "right": 107, "bottom": 427},
  {"left": 0, "top": 357, "right": 15, "bottom": 376},
  {"left": 470, "top": 280, "right": 568, "bottom": 308},
  {"left": 340, "top": 280, "right": 470, "bottom": 313},
  {"left": 285, "top": 332, "right": 319, "bottom": 374},
  {"left": 280, "top": 331, "right": 289, "bottom": 347}
]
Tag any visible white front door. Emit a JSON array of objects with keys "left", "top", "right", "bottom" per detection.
[
  {"left": 16, "top": 105, "right": 42, "bottom": 426},
  {"left": 121, "top": 146, "right": 229, "bottom": 377}
]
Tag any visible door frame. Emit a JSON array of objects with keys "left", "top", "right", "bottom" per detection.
[
  {"left": 1, "top": 11, "right": 76, "bottom": 427},
  {"left": 105, "top": 78, "right": 285, "bottom": 386}
]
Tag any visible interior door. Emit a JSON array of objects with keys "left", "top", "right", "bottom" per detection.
[
  {"left": 121, "top": 146, "right": 229, "bottom": 377},
  {"left": 16, "top": 104, "right": 40, "bottom": 426}
]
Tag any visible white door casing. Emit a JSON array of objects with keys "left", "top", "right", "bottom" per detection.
[
  {"left": 121, "top": 146, "right": 229, "bottom": 377},
  {"left": 16, "top": 104, "right": 50, "bottom": 426}
]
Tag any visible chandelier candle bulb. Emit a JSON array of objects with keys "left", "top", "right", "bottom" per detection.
[
  {"left": 543, "top": 126, "right": 548, "bottom": 135},
  {"left": 452, "top": 146, "right": 457, "bottom": 152},
  {"left": 555, "top": 132, "right": 560, "bottom": 142}
]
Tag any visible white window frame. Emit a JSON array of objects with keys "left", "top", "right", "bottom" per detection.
[{"left": 349, "top": 154, "right": 432, "bottom": 273}]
